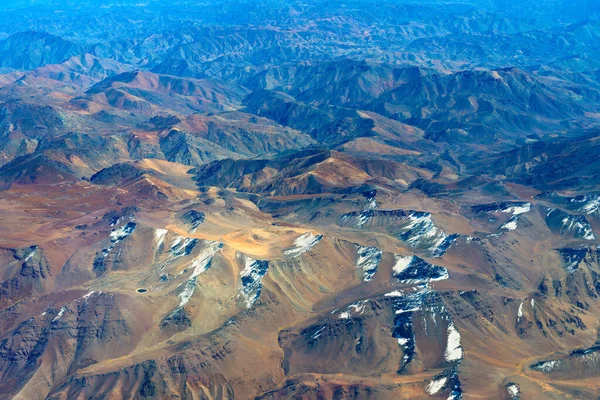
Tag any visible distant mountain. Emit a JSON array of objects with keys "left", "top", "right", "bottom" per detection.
[
  {"left": 0, "top": 31, "right": 88, "bottom": 70},
  {"left": 480, "top": 130, "right": 600, "bottom": 190}
]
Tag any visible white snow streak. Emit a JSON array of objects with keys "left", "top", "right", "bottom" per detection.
[{"left": 444, "top": 322, "right": 463, "bottom": 362}]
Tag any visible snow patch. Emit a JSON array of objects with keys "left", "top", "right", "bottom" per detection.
[
  {"left": 109, "top": 221, "right": 136, "bottom": 243},
  {"left": 444, "top": 323, "right": 463, "bottom": 362},
  {"left": 154, "top": 228, "right": 168, "bottom": 249},
  {"left": 393, "top": 255, "right": 413, "bottom": 275},
  {"left": 284, "top": 232, "right": 323, "bottom": 258},
  {"left": 384, "top": 290, "right": 404, "bottom": 297},
  {"left": 427, "top": 377, "right": 448, "bottom": 395},
  {"left": 502, "top": 203, "right": 531, "bottom": 216},
  {"left": 506, "top": 383, "right": 519, "bottom": 399},
  {"left": 501, "top": 216, "right": 519, "bottom": 231}
]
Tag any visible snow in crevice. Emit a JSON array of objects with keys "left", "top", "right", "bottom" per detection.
[
  {"left": 393, "top": 255, "right": 412, "bottom": 275},
  {"left": 177, "top": 241, "right": 223, "bottom": 307},
  {"left": 189, "top": 242, "right": 223, "bottom": 279},
  {"left": 558, "top": 247, "right": 588, "bottom": 273},
  {"left": 170, "top": 236, "right": 199, "bottom": 259},
  {"left": 561, "top": 215, "right": 595, "bottom": 240},
  {"left": 95, "top": 221, "right": 137, "bottom": 267},
  {"left": 444, "top": 322, "right": 463, "bottom": 362},
  {"left": 472, "top": 201, "right": 531, "bottom": 216},
  {"left": 355, "top": 245, "right": 382, "bottom": 281},
  {"left": 284, "top": 232, "right": 323, "bottom": 258},
  {"left": 389, "top": 288, "right": 461, "bottom": 372},
  {"left": 178, "top": 277, "right": 197, "bottom": 308},
  {"left": 239, "top": 254, "right": 269, "bottom": 308},
  {"left": 365, "top": 197, "right": 377, "bottom": 210},
  {"left": 339, "top": 311, "right": 350, "bottom": 319},
  {"left": 424, "top": 369, "right": 463, "bottom": 400},
  {"left": 311, "top": 325, "right": 326, "bottom": 340},
  {"left": 52, "top": 306, "right": 67, "bottom": 323},
  {"left": 389, "top": 287, "right": 434, "bottom": 368},
  {"left": 23, "top": 247, "right": 37, "bottom": 263},
  {"left": 517, "top": 301, "right": 524, "bottom": 320},
  {"left": 81, "top": 291, "right": 97, "bottom": 304}
]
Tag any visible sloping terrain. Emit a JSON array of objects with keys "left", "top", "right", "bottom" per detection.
[{"left": 0, "top": 1, "right": 600, "bottom": 400}]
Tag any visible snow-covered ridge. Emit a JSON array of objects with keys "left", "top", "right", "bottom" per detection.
[
  {"left": 546, "top": 208, "right": 595, "bottom": 240},
  {"left": 471, "top": 201, "right": 531, "bottom": 215},
  {"left": 339, "top": 209, "right": 459, "bottom": 257},
  {"left": 557, "top": 247, "right": 590, "bottom": 273},
  {"left": 284, "top": 232, "right": 323, "bottom": 258},
  {"left": 337, "top": 300, "right": 369, "bottom": 319},
  {"left": 538, "top": 192, "right": 600, "bottom": 215},
  {"left": 392, "top": 255, "right": 448, "bottom": 284},
  {"left": 472, "top": 201, "right": 531, "bottom": 232},
  {"left": 239, "top": 254, "right": 269, "bottom": 308},
  {"left": 385, "top": 286, "right": 464, "bottom": 381},
  {"left": 531, "top": 359, "right": 560, "bottom": 372},
  {"left": 571, "top": 194, "right": 600, "bottom": 215},
  {"left": 398, "top": 212, "right": 459, "bottom": 257},
  {"left": 355, "top": 245, "right": 382, "bottom": 281},
  {"left": 93, "top": 221, "right": 137, "bottom": 272}
]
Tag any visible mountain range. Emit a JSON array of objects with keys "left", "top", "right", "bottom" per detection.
[{"left": 1, "top": 1, "right": 600, "bottom": 399}]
